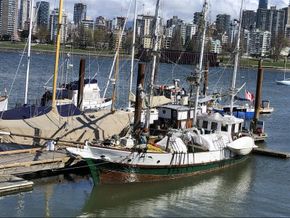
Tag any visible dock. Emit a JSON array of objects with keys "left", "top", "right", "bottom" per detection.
[
  {"left": 0, "top": 148, "right": 75, "bottom": 176},
  {"left": 0, "top": 147, "right": 81, "bottom": 195},
  {"left": 0, "top": 175, "right": 33, "bottom": 196},
  {"left": 253, "top": 147, "right": 290, "bottom": 159}
]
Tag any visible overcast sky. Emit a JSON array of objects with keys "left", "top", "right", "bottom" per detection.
[{"left": 52, "top": 0, "right": 289, "bottom": 22}]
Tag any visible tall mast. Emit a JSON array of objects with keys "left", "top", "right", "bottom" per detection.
[
  {"left": 51, "top": 0, "right": 64, "bottom": 111},
  {"left": 24, "top": 0, "right": 34, "bottom": 105},
  {"left": 102, "top": 1, "right": 133, "bottom": 99},
  {"left": 193, "top": 0, "right": 208, "bottom": 126},
  {"left": 128, "top": 0, "right": 137, "bottom": 108},
  {"left": 145, "top": 0, "right": 160, "bottom": 129},
  {"left": 230, "top": 0, "right": 244, "bottom": 116}
]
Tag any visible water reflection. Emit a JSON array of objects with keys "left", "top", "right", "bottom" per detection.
[{"left": 81, "top": 158, "right": 253, "bottom": 217}]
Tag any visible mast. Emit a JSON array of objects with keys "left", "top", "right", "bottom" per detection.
[
  {"left": 230, "top": 0, "right": 244, "bottom": 116},
  {"left": 128, "top": 0, "right": 137, "bottom": 108},
  {"left": 192, "top": 0, "right": 208, "bottom": 126},
  {"left": 51, "top": 0, "right": 64, "bottom": 111},
  {"left": 145, "top": 0, "right": 160, "bottom": 129},
  {"left": 102, "top": 1, "right": 133, "bottom": 99},
  {"left": 111, "top": 43, "right": 120, "bottom": 112},
  {"left": 24, "top": 0, "right": 34, "bottom": 105}
]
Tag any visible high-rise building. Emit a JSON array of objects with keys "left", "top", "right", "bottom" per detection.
[
  {"left": 242, "top": 10, "right": 256, "bottom": 30},
  {"left": 166, "top": 16, "right": 183, "bottom": 28},
  {"left": 249, "top": 30, "right": 271, "bottom": 56},
  {"left": 256, "top": 8, "right": 268, "bottom": 30},
  {"left": 258, "top": 0, "right": 268, "bottom": 9},
  {"left": 49, "top": 8, "right": 67, "bottom": 43},
  {"left": 82, "top": 19, "right": 94, "bottom": 30},
  {"left": 216, "top": 14, "right": 231, "bottom": 35},
  {"left": 95, "top": 16, "right": 106, "bottom": 30},
  {"left": 113, "top": 16, "right": 125, "bottom": 30},
  {"left": 0, "top": 0, "right": 18, "bottom": 39},
  {"left": 73, "top": 3, "right": 86, "bottom": 25},
  {"left": 256, "top": 0, "right": 268, "bottom": 31},
  {"left": 19, "top": 0, "right": 30, "bottom": 30},
  {"left": 267, "top": 6, "right": 285, "bottom": 41},
  {"left": 284, "top": 3, "right": 290, "bottom": 39},
  {"left": 185, "top": 23, "right": 197, "bottom": 41},
  {"left": 36, "top": 1, "right": 49, "bottom": 29},
  {"left": 193, "top": 12, "right": 202, "bottom": 25}
]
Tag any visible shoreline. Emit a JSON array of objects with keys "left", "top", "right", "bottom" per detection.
[
  {"left": 0, "top": 46, "right": 132, "bottom": 59},
  {"left": 0, "top": 45, "right": 288, "bottom": 71}
]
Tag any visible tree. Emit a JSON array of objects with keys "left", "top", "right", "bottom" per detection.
[
  {"left": 271, "top": 33, "right": 289, "bottom": 61},
  {"left": 170, "top": 30, "right": 183, "bottom": 51},
  {"left": 35, "top": 26, "right": 50, "bottom": 43}
]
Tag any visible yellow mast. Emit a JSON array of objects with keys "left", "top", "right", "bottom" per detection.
[{"left": 51, "top": 0, "right": 64, "bottom": 111}]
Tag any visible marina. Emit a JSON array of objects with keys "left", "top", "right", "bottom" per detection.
[
  {"left": 1, "top": 0, "right": 290, "bottom": 216},
  {"left": 0, "top": 50, "right": 290, "bottom": 216}
]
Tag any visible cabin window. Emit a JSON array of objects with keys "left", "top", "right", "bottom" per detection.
[
  {"left": 172, "top": 110, "right": 177, "bottom": 119},
  {"left": 211, "top": 122, "right": 218, "bottom": 131},
  {"left": 202, "top": 121, "right": 208, "bottom": 129},
  {"left": 231, "top": 124, "right": 235, "bottom": 134},
  {"left": 162, "top": 110, "right": 166, "bottom": 114},
  {"left": 221, "top": 124, "right": 228, "bottom": 132}
]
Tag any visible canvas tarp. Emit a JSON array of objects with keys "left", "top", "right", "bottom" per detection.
[{"left": 0, "top": 109, "right": 133, "bottom": 146}]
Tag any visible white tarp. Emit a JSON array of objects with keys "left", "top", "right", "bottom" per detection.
[{"left": 156, "top": 136, "right": 187, "bottom": 153}]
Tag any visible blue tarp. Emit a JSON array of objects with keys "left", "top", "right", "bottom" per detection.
[{"left": 0, "top": 104, "right": 82, "bottom": 120}]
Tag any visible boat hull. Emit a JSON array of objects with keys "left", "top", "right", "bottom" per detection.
[
  {"left": 85, "top": 155, "right": 247, "bottom": 184},
  {"left": 276, "top": 80, "right": 290, "bottom": 86}
]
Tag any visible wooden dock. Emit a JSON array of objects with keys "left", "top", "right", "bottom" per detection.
[
  {"left": 0, "top": 175, "right": 33, "bottom": 196},
  {"left": 0, "top": 148, "right": 75, "bottom": 176},
  {"left": 253, "top": 147, "right": 290, "bottom": 159}
]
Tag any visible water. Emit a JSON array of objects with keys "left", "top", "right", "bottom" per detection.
[{"left": 0, "top": 51, "right": 290, "bottom": 217}]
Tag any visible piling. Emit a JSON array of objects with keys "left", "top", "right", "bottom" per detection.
[
  {"left": 77, "top": 58, "right": 85, "bottom": 110},
  {"left": 254, "top": 59, "right": 264, "bottom": 121}
]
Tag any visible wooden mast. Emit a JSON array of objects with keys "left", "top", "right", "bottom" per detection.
[
  {"left": 51, "top": 0, "right": 64, "bottom": 112},
  {"left": 111, "top": 30, "right": 121, "bottom": 112}
]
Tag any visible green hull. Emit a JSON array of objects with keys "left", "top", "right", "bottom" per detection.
[{"left": 86, "top": 156, "right": 248, "bottom": 184}]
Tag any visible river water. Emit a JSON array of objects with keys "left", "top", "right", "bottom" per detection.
[{"left": 0, "top": 51, "right": 289, "bottom": 217}]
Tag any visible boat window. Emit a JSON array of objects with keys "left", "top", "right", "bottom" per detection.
[
  {"left": 211, "top": 122, "right": 218, "bottom": 131},
  {"left": 221, "top": 124, "right": 228, "bottom": 132},
  {"left": 231, "top": 124, "right": 235, "bottom": 133},
  {"left": 202, "top": 121, "right": 208, "bottom": 129},
  {"left": 172, "top": 110, "right": 177, "bottom": 119}
]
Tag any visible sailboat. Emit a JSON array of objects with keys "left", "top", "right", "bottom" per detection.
[
  {"left": 67, "top": 0, "right": 256, "bottom": 184},
  {"left": 0, "top": 0, "right": 132, "bottom": 146},
  {"left": 276, "top": 57, "right": 290, "bottom": 85}
]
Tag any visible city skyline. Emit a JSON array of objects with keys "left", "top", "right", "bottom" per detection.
[{"left": 55, "top": 0, "right": 289, "bottom": 23}]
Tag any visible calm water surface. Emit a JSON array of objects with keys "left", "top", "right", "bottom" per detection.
[{"left": 0, "top": 51, "right": 289, "bottom": 217}]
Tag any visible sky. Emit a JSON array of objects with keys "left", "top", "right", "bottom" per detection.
[{"left": 52, "top": 0, "right": 290, "bottom": 22}]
